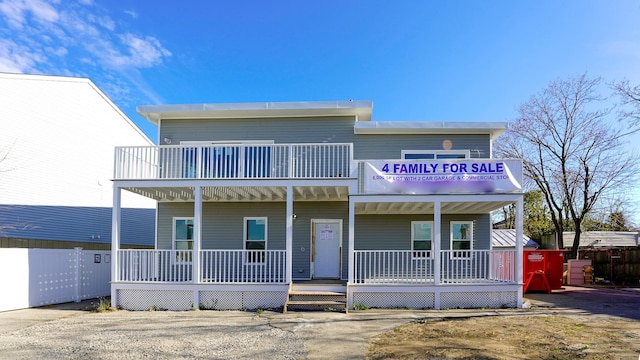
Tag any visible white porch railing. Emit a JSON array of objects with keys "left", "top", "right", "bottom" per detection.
[
  {"left": 118, "top": 249, "right": 193, "bottom": 282},
  {"left": 113, "top": 143, "right": 352, "bottom": 180},
  {"left": 116, "top": 249, "right": 287, "bottom": 284},
  {"left": 353, "top": 249, "right": 517, "bottom": 285},
  {"left": 353, "top": 250, "right": 434, "bottom": 284},
  {"left": 200, "top": 250, "right": 287, "bottom": 283}
]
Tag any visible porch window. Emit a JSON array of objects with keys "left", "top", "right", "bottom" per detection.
[
  {"left": 411, "top": 221, "right": 432, "bottom": 258},
  {"left": 401, "top": 150, "right": 470, "bottom": 160},
  {"left": 244, "top": 217, "right": 267, "bottom": 263},
  {"left": 173, "top": 218, "right": 194, "bottom": 263},
  {"left": 450, "top": 221, "right": 473, "bottom": 258}
]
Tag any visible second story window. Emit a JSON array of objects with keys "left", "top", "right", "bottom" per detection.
[{"left": 401, "top": 150, "right": 470, "bottom": 160}]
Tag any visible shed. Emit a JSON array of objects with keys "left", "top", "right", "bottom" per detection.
[{"left": 492, "top": 229, "right": 538, "bottom": 249}]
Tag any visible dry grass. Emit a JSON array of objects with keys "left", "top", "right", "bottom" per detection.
[{"left": 367, "top": 315, "right": 640, "bottom": 359}]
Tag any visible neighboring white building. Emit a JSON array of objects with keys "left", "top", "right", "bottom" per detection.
[{"left": 0, "top": 73, "right": 156, "bottom": 248}]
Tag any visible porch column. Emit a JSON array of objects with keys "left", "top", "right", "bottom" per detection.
[
  {"left": 348, "top": 196, "right": 355, "bottom": 283},
  {"left": 193, "top": 186, "right": 202, "bottom": 285},
  {"left": 111, "top": 186, "right": 121, "bottom": 307},
  {"left": 286, "top": 185, "right": 293, "bottom": 283},
  {"left": 433, "top": 200, "right": 441, "bottom": 287},
  {"left": 515, "top": 196, "right": 524, "bottom": 307}
]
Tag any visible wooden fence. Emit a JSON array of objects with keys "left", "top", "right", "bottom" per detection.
[{"left": 579, "top": 248, "right": 640, "bottom": 286}]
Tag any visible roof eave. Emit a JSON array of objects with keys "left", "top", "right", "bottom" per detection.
[{"left": 137, "top": 100, "right": 373, "bottom": 125}]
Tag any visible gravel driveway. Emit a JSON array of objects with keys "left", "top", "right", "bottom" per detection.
[{"left": 1, "top": 286, "right": 639, "bottom": 359}]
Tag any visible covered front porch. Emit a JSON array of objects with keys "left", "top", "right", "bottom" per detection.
[{"left": 111, "top": 181, "right": 523, "bottom": 310}]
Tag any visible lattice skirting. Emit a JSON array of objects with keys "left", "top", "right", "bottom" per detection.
[
  {"left": 440, "top": 291, "right": 518, "bottom": 309},
  {"left": 115, "top": 288, "right": 288, "bottom": 311},
  {"left": 351, "top": 291, "right": 435, "bottom": 309},
  {"left": 117, "top": 289, "right": 194, "bottom": 311},
  {"left": 349, "top": 286, "right": 520, "bottom": 310},
  {"left": 199, "top": 290, "right": 287, "bottom": 310}
]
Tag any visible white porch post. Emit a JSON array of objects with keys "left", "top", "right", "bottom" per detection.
[
  {"left": 433, "top": 200, "right": 441, "bottom": 287},
  {"left": 110, "top": 185, "right": 121, "bottom": 308},
  {"left": 286, "top": 185, "right": 293, "bottom": 283},
  {"left": 515, "top": 196, "right": 524, "bottom": 307},
  {"left": 193, "top": 186, "right": 202, "bottom": 285},
  {"left": 348, "top": 196, "right": 355, "bottom": 284}
]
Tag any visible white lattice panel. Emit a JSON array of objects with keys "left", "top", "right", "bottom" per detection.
[
  {"left": 351, "top": 291, "right": 435, "bottom": 309},
  {"left": 117, "top": 289, "right": 193, "bottom": 311},
  {"left": 199, "top": 291, "right": 243, "bottom": 310},
  {"left": 200, "top": 291, "right": 287, "bottom": 310},
  {"left": 243, "top": 291, "right": 287, "bottom": 310},
  {"left": 440, "top": 291, "right": 517, "bottom": 309}
]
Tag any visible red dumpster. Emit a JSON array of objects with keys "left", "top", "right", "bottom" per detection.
[{"left": 523, "top": 250, "right": 566, "bottom": 293}]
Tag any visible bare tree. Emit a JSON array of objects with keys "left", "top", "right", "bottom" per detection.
[
  {"left": 495, "top": 74, "right": 637, "bottom": 258},
  {"left": 612, "top": 79, "right": 640, "bottom": 131}
]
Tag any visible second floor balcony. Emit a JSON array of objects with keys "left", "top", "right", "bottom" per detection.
[{"left": 114, "top": 143, "right": 353, "bottom": 180}]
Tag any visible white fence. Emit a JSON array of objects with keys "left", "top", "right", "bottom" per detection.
[
  {"left": 113, "top": 143, "right": 352, "bottom": 180},
  {"left": 0, "top": 248, "right": 111, "bottom": 312}
]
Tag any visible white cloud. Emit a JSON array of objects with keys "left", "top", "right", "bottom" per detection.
[
  {"left": 0, "top": 0, "right": 59, "bottom": 28},
  {"left": 124, "top": 9, "right": 137, "bottom": 19},
  {"left": 0, "top": 0, "right": 171, "bottom": 107},
  {"left": 0, "top": 38, "right": 43, "bottom": 72}
]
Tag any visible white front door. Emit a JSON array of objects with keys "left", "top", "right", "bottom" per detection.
[{"left": 312, "top": 220, "right": 341, "bottom": 279}]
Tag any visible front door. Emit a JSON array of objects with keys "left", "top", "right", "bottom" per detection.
[{"left": 312, "top": 219, "right": 341, "bottom": 279}]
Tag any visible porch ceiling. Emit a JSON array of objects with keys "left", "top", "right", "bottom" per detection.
[
  {"left": 122, "top": 185, "right": 350, "bottom": 202},
  {"left": 355, "top": 200, "right": 514, "bottom": 215}
]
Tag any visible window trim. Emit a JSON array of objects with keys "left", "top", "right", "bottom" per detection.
[
  {"left": 243, "top": 217, "right": 268, "bottom": 264},
  {"left": 401, "top": 150, "right": 470, "bottom": 160},
  {"left": 411, "top": 221, "right": 433, "bottom": 259},
  {"left": 450, "top": 221, "right": 473, "bottom": 259},
  {"left": 172, "top": 217, "right": 194, "bottom": 264}
]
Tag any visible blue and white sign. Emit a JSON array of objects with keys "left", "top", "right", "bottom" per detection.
[{"left": 363, "top": 159, "right": 522, "bottom": 194}]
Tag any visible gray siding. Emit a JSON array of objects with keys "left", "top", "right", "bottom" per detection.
[
  {"left": 355, "top": 213, "right": 491, "bottom": 250},
  {"left": 158, "top": 202, "right": 287, "bottom": 250},
  {"left": 160, "top": 117, "right": 356, "bottom": 145},
  {"left": 158, "top": 201, "right": 349, "bottom": 280},
  {"left": 291, "top": 202, "right": 349, "bottom": 280},
  {"left": 160, "top": 117, "right": 492, "bottom": 160},
  {"left": 353, "top": 134, "right": 491, "bottom": 159},
  {"left": 0, "top": 205, "right": 155, "bottom": 247}
]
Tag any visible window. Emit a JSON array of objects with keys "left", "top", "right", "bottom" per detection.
[
  {"left": 244, "top": 217, "right": 267, "bottom": 263},
  {"left": 173, "top": 218, "right": 194, "bottom": 263},
  {"left": 411, "top": 221, "right": 433, "bottom": 258},
  {"left": 181, "top": 141, "right": 273, "bottom": 179},
  {"left": 401, "top": 150, "right": 470, "bottom": 160},
  {"left": 450, "top": 221, "right": 473, "bottom": 258}
]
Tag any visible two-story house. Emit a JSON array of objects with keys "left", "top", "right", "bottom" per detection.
[{"left": 110, "top": 101, "right": 524, "bottom": 311}]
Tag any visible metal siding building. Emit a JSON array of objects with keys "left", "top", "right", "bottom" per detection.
[{"left": 0, "top": 73, "right": 156, "bottom": 248}]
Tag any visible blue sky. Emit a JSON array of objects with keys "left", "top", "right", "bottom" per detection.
[{"left": 1, "top": 0, "right": 640, "bottom": 142}]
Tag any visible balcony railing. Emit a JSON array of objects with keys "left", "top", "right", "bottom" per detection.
[
  {"left": 114, "top": 143, "right": 352, "bottom": 180},
  {"left": 116, "top": 249, "right": 287, "bottom": 284},
  {"left": 353, "top": 249, "right": 517, "bottom": 285}
]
